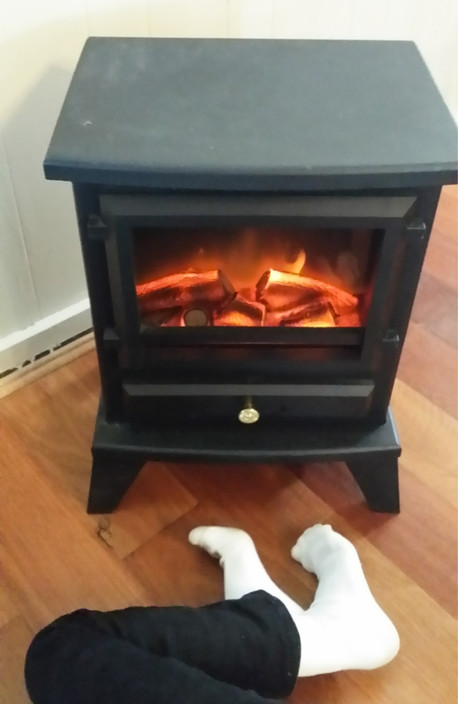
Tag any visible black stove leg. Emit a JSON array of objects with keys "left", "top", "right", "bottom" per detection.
[
  {"left": 87, "top": 451, "right": 145, "bottom": 513},
  {"left": 346, "top": 455, "right": 400, "bottom": 513}
]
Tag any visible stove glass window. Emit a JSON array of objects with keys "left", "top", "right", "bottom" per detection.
[{"left": 133, "top": 227, "right": 380, "bottom": 329}]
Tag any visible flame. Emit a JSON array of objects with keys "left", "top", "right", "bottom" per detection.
[
  {"left": 157, "top": 228, "right": 309, "bottom": 291},
  {"left": 135, "top": 229, "right": 363, "bottom": 328}
]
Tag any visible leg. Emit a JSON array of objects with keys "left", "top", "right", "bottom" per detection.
[
  {"left": 291, "top": 524, "right": 400, "bottom": 676},
  {"left": 87, "top": 452, "right": 144, "bottom": 513},
  {"left": 347, "top": 455, "right": 400, "bottom": 513},
  {"left": 25, "top": 603, "right": 295, "bottom": 703},
  {"left": 190, "top": 525, "right": 399, "bottom": 677},
  {"left": 189, "top": 527, "right": 304, "bottom": 620}
]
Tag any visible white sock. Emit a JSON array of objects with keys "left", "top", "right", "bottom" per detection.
[
  {"left": 291, "top": 524, "right": 400, "bottom": 676},
  {"left": 188, "top": 526, "right": 304, "bottom": 620},
  {"left": 189, "top": 524, "right": 400, "bottom": 678}
]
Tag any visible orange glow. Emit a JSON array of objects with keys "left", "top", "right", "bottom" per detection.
[
  {"left": 134, "top": 226, "right": 367, "bottom": 328},
  {"left": 136, "top": 265, "right": 361, "bottom": 328}
]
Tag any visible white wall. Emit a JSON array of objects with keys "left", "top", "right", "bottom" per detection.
[{"left": 1, "top": 0, "right": 457, "bottom": 372}]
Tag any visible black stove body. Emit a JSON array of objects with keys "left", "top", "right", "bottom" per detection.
[{"left": 45, "top": 38, "right": 457, "bottom": 513}]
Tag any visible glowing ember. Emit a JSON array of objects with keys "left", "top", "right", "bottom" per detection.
[
  {"left": 136, "top": 265, "right": 361, "bottom": 329},
  {"left": 214, "top": 293, "right": 265, "bottom": 327},
  {"left": 287, "top": 306, "right": 336, "bottom": 328}
]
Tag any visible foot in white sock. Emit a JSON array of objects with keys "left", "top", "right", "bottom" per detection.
[
  {"left": 291, "top": 524, "right": 400, "bottom": 676},
  {"left": 189, "top": 526, "right": 304, "bottom": 620}
]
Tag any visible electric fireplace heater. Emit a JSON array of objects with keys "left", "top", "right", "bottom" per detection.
[{"left": 45, "top": 38, "right": 457, "bottom": 514}]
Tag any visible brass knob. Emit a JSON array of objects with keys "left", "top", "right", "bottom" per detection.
[{"left": 238, "top": 398, "right": 260, "bottom": 424}]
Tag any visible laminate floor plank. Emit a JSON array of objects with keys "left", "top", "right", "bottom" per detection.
[
  {"left": 94, "top": 462, "right": 198, "bottom": 559},
  {"left": 411, "top": 270, "right": 457, "bottom": 348},
  {"left": 391, "top": 379, "right": 457, "bottom": 505},
  {"left": 0, "top": 353, "right": 100, "bottom": 506},
  {"left": 0, "top": 617, "right": 35, "bottom": 704},
  {"left": 0, "top": 421, "right": 150, "bottom": 634},
  {"left": 397, "top": 321, "right": 457, "bottom": 418}
]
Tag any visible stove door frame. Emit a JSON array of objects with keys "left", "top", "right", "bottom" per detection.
[
  {"left": 100, "top": 192, "right": 415, "bottom": 354},
  {"left": 91, "top": 191, "right": 420, "bottom": 426}
]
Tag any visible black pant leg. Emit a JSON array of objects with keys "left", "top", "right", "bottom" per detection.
[
  {"left": 24, "top": 613, "right": 281, "bottom": 704},
  {"left": 84, "top": 590, "right": 300, "bottom": 698},
  {"left": 25, "top": 592, "right": 301, "bottom": 704}
]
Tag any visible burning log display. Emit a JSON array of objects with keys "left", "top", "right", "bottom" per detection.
[{"left": 136, "top": 267, "right": 361, "bottom": 328}]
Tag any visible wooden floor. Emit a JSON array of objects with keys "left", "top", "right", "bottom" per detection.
[{"left": 0, "top": 187, "right": 456, "bottom": 704}]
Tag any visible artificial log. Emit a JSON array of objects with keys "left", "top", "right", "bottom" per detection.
[
  {"left": 285, "top": 307, "right": 336, "bottom": 327},
  {"left": 256, "top": 269, "right": 358, "bottom": 315},
  {"left": 142, "top": 307, "right": 184, "bottom": 327},
  {"left": 162, "top": 309, "right": 185, "bottom": 327},
  {"left": 136, "top": 270, "right": 234, "bottom": 314},
  {"left": 335, "top": 312, "right": 361, "bottom": 327},
  {"left": 265, "top": 298, "right": 334, "bottom": 326},
  {"left": 214, "top": 293, "right": 265, "bottom": 327}
]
